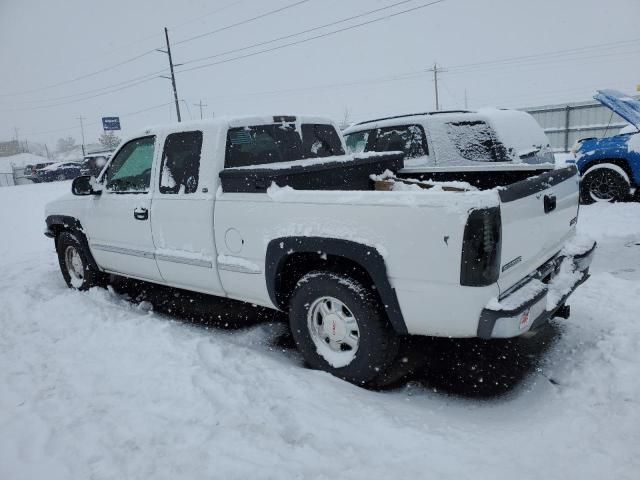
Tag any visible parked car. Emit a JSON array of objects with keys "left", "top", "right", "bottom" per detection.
[
  {"left": 44, "top": 115, "right": 594, "bottom": 387},
  {"left": 32, "top": 162, "right": 82, "bottom": 182},
  {"left": 572, "top": 90, "right": 640, "bottom": 204},
  {"left": 80, "top": 151, "right": 112, "bottom": 177},
  {"left": 26, "top": 162, "right": 55, "bottom": 180},
  {"left": 343, "top": 108, "right": 556, "bottom": 189}
]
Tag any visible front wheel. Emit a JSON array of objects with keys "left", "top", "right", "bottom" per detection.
[
  {"left": 288, "top": 271, "right": 399, "bottom": 386},
  {"left": 580, "top": 167, "right": 630, "bottom": 204},
  {"left": 56, "top": 173, "right": 66, "bottom": 181},
  {"left": 56, "top": 232, "right": 105, "bottom": 290}
]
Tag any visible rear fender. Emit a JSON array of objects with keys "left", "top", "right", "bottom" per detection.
[{"left": 265, "top": 237, "right": 408, "bottom": 334}]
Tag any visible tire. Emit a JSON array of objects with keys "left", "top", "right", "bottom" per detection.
[
  {"left": 288, "top": 271, "right": 399, "bottom": 386},
  {"left": 56, "top": 231, "right": 105, "bottom": 290},
  {"left": 580, "top": 167, "right": 630, "bottom": 204},
  {"left": 56, "top": 173, "right": 66, "bottom": 181}
]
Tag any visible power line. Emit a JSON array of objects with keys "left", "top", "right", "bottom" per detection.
[
  {"left": 445, "top": 37, "right": 640, "bottom": 73},
  {"left": 443, "top": 48, "right": 640, "bottom": 78},
  {"left": 0, "top": 1, "right": 311, "bottom": 102},
  {"left": 0, "top": 49, "right": 159, "bottom": 98},
  {"left": 0, "top": 1, "right": 249, "bottom": 98},
  {"left": 0, "top": 75, "right": 161, "bottom": 113},
  {"left": 170, "top": 0, "right": 248, "bottom": 30},
  {"left": 176, "top": 0, "right": 447, "bottom": 75},
  {"left": 1, "top": 69, "right": 167, "bottom": 108},
  {"left": 173, "top": 0, "right": 313, "bottom": 46},
  {"left": 179, "top": 0, "right": 422, "bottom": 67},
  {"left": 23, "top": 101, "right": 174, "bottom": 137}
]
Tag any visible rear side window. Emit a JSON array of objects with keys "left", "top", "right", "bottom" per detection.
[
  {"left": 446, "top": 121, "right": 508, "bottom": 162},
  {"left": 370, "top": 125, "right": 428, "bottom": 158},
  {"left": 159, "top": 131, "right": 203, "bottom": 194},
  {"left": 225, "top": 123, "right": 345, "bottom": 168},
  {"left": 345, "top": 130, "right": 371, "bottom": 154},
  {"left": 347, "top": 125, "right": 428, "bottom": 158}
]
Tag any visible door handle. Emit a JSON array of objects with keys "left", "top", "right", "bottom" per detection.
[
  {"left": 544, "top": 194, "right": 556, "bottom": 213},
  {"left": 133, "top": 207, "right": 148, "bottom": 220}
]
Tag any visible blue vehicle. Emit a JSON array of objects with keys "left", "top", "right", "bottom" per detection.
[
  {"left": 31, "top": 161, "right": 82, "bottom": 183},
  {"left": 574, "top": 89, "right": 640, "bottom": 204}
]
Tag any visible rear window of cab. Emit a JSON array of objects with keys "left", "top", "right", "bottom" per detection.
[{"left": 225, "top": 123, "right": 344, "bottom": 168}]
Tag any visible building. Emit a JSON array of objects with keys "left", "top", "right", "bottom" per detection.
[
  {"left": 0, "top": 140, "right": 20, "bottom": 157},
  {"left": 524, "top": 96, "right": 639, "bottom": 152}
]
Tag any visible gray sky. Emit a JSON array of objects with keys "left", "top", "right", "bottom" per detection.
[{"left": 1, "top": 0, "right": 638, "bottom": 148}]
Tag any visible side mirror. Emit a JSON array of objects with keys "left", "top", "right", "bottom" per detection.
[{"left": 72, "top": 175, "right": 101, "bottom": 196}]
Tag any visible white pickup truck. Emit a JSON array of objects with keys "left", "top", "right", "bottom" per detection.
[{"left": 45, "top": 114, "right": 595, "bottom": 386}]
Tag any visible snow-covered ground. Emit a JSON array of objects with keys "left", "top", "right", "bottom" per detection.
[{"left": 1, "top": 181, "right": 639, "bottom": 480}]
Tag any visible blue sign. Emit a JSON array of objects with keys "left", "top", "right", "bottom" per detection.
[{"left": 102, "top": 117, "right": 121, "bottom": 131}]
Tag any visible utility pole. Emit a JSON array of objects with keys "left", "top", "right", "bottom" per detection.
[
  {"left": 77, "top": 116, "right": 86, "bottom": 156},
  {"left": 427, "top": 63, "right": 444, "bottom": 111},
  {"left": 194, "top": 100, "right": 208, "bottom": 120},
  {"left": 13, "top": 127, "right": 20, "bottom": 152},
  {"left": 464, "top": 88, "right": 468, "bottom": 109},
  {"left": 157, "top": 27, "right": 182, "bottom": 122}
]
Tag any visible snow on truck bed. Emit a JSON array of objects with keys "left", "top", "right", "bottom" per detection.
[{"left": 1, "top": 181, "right": 640, "bottom": 480}]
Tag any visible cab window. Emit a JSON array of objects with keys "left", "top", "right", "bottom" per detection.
[
  {"left": 446, "top": 121, "right": 508, "bottom": 162},
  {"left": 224, "top": 123, "right": 345, "bottom": 168},
  {"left": 345, "top": 130, "right": 371, "bottom": 154},
  {"left": 370, "top": 125, "right": 428, "bottom": 158},
  {"left": 159, "top": 131, "right": 203, "bottom": 194},
  {"left": 104, "top": 136, "right": 155, "bottom": 192}
]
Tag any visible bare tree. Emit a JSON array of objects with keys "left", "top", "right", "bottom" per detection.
[
  {"left": 339, "top": 107, "right": 352, "bottom": 130},
  {"left": 56, "top": 136, "right": 77, "bottom": 153},
  {"left": 98, "top": 132, "right": 121, "bottom": 150}
]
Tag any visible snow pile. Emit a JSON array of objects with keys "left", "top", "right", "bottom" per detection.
[
  {"left": 561, "top": 233, "right": 595, "bottom": 257},
  {"left": 486, "top": 278, "right": 546, "bottom": 311},
  {"left": 0, "top": 152, "right": 49, "bottom": 168},
  {"left": 370, "top": 169, "right": 478, "bottom": 192},
  {"left": 545, "top": 258, "right": 584, "bottom": 310}
]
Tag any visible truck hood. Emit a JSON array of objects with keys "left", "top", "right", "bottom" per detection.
[{"left": 594, "top": 89, "right": 640, "bottom": 130}]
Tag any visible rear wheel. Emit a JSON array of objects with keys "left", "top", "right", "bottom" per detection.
[
  {"left": 288, "top": 271, "right": 399, "bottom": 386},
  {"left": 580, "top": 167, "right": 630, "bottom": 204},
  {"left": 56, "top": 232, "right": 105, "bottom": 290},
  {"left": 56, "top": 173, "right": 66, "bottom": 181}
]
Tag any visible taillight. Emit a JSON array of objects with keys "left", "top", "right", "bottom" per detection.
[{"left": 460, "top": 207, "right": 502, "bottom": 286}]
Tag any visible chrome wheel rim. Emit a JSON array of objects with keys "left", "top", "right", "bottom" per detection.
[
  {"left": 64, "top": 246, "right": 84, "bottom": 288},
  {"left": 307, "top": 296, "right": 360, "bottom": 368},
  {"left": 588, "top": 171, "right": 621, "bottom": 202}
]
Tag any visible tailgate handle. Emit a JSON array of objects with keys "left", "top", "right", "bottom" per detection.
[{"left": 544, "top": 194, "right": 556, "bottom": 213}]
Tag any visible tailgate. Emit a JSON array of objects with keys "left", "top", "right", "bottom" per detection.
[{"left": 497, "top": 166, "right": 579, "bottom": 293}]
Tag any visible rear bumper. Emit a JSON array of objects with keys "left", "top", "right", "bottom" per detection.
[{"left": 477, "top": 241, "right": 596, "bottom": 339}]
